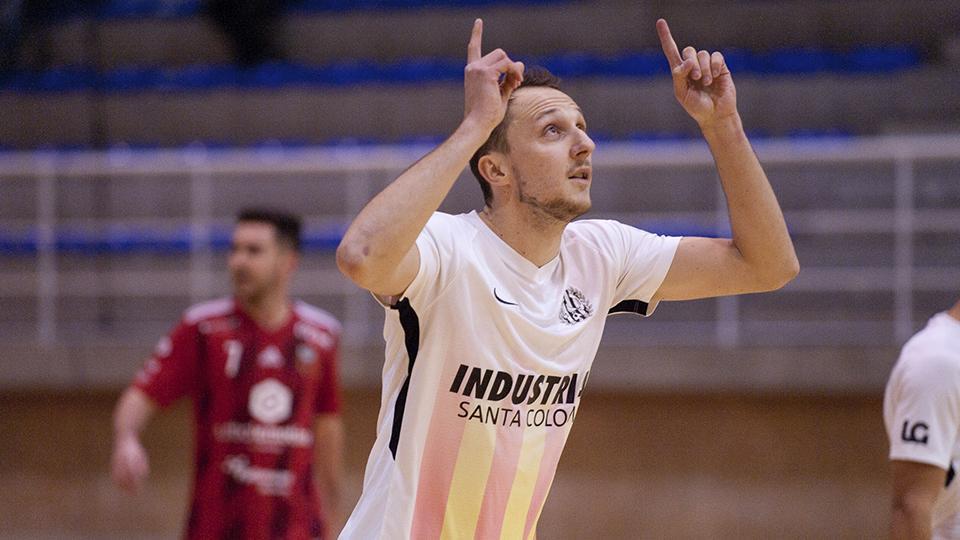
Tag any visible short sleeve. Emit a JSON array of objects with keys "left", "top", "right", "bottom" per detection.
[
  {"left": 399, "top": 212, "right": 472, "bottom": 310},
  {"left": 885, "top": 348, "right": 960, "bottom": 470},
  {"left": 314, "top": 332, "right": 342, "bottom": 415},
  {"left": 610, "top": 222, "right": 681, "bottom": 316},
  {"left": 133, "top": 320, "right": 201, "bottom": 408}
]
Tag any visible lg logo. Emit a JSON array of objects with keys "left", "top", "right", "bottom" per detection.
[{"left": 901, "top": 420, "right": 929, "bottom": 444}]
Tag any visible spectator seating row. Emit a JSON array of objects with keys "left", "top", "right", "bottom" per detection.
[
  {"left": 0, "top": 128, "right": 855, "bottom": 153},
  {"left": 0, "top": 225, "right": 342, "bottom": 254},
  {"left": 6, "top": 66, "right": 955, "bottom": 149},
  {"left": 0, "top": 45, "right": 922, "bottom": 93},
  {"left": 0, "top": 218, "right": 726, "bottom": 255},
  {"left": 37, "top": 0, "right": 568, "bottom": 21}
]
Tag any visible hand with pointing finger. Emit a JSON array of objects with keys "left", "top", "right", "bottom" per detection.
[
  {"left": 657, "top": 18, "right": 737, "bottom": 129},
  {"left": 463, "top": 18, "right": 525, "bottom": 134}
]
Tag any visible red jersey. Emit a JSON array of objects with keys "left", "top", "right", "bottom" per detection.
[{"left": 134, "top": 297, "right": 341, "bottom": 540}]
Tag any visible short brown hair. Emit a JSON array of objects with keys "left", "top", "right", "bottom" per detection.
[
  {"left": 237, "top": 208, "right": 302, "bottom": 252},
  {"left": 468, "top": 66, "right": 562, "bottom": 205}
]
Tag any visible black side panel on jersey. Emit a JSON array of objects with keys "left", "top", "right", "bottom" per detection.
[
  {"left": 608, "top": 299, "right": 650, "bottom": 316},
  {"left": 389, "top": 298, "right": 420, "bottom": 459}
]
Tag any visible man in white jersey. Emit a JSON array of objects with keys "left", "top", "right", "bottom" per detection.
[
  {"left": 335, "top": 18, "right": 799, "bottom": 539},
  {"left": 885, "top": 299, "right": 960, "bottom": 539}
]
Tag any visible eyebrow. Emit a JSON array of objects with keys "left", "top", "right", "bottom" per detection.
[{"left": 534, "top": 106, "right": 585, "bottom": 123}]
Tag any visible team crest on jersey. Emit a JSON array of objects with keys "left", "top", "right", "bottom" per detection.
[
  {"left": 559, "top": 286, "right": 594, "bottom": 325},
  {"left": 249, "top": 378, "right": 293, "bottom": 424}
]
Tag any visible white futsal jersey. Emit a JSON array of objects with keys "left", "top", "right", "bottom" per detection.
[
  {"left": 885, "top": 312, "right": 960, "bottom": 539},
  {"left": 340, "top": 211, "right": 680, "bottom": 539}
]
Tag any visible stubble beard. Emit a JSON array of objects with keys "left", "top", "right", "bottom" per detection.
[
  {"left": 232, "top": 272, "right": 272, "bottom": 306},
  {"left": 516, "top": 174, "right": 591, "bottom": 224}
]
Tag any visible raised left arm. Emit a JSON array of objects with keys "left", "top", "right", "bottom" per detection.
[{"left": 652, "top": 19, "right": 798, "bottom": 303}]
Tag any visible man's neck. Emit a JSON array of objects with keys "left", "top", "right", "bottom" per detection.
[
  {"left": 947, "top": 300, "right": 960, "bottom": 322},
  {"left": 238, "top": 291, "right": 291, "bottom": 331},
  {"left": 479, "top": 205, "right": 566, "bottom": 267}
]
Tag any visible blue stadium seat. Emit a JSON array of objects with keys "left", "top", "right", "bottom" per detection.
[
  {"left": 843, "top": 46, "right": 920, "bottom": 72},
  {"left": 292, "top": 0, "right": 566, "bottom": 14},
  {"left": 374, "top": 58, "right": 461, "bottom": 84},
  {"left": 252, "top": 138, "right": 314, "bottom": 149},
  {"left": 396, "top": 134, "right": 445, "bottom": 146},
  {"left": 602, "top": 52, "right": 669, "bottom": 78},
  {"left": 315, "top": 60, "right": 380, "bottom": 86},
  {"left": 101, "top": 67, "right": 164, "bottom": 92},
  {"left": 163, "top": 64, "right": 237, "bottom": 90},
  {"left": 749, "top": 48, "right": 840, "bottom": 74},
  {"left": 534, "top": 52, "right": 598, "bottom": 78},
  {"left": 785, "top": 128, "right": 854, "bottom": 140},
  {"left": 33, "top": 143, "right": 93, "bottom": 152},
  {"left": 0, "top": 232, "right": 36, "bottom": 255},
  {"left": 97, "top": 0, "right": 199, "bottom": 19},
  {"left": 321, "top": 136, "right": 383, "bottom": 146},
  {"left": 300, "top": 227, "right": 346, "bottom": 251},
  {"left": 85, "top": 0, "right": 570, "bottom": 18},
  {"left": 718, "top": 49, "right": 753, "bottom": 75},
  {"left": 238, "top": 62, "right": 303, "bottom": 88},
  {"left": 626, "top": 131, "right": 691, "bottom": 142},
  {"left": 1, "top": 67, "right": 95, "bottom": 93},
  {"left": 7, "top": 43, "right": 925, "bottom": 95}
]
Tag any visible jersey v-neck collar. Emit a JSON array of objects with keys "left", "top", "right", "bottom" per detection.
[
  {"left": 466, "top": 210, "right": 561, "bottom": 282},
  {"left": 233, "top": 299, "right": 295, "bottom": 339}
]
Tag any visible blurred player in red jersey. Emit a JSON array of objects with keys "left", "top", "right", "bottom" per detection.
[{"left": 111, "top": 208, "right": 344, "bottom": 539}]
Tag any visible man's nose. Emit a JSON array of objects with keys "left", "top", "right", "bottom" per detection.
[{"left": 571, "top": 130, "right": 595, "bottom": 159}]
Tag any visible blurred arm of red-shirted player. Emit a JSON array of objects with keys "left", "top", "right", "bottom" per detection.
[
  {"left": 111, "top": 387, "right": 158, "bottom": 494},
  {"left": 314, "top": 413, "right": 345, "bottom": 538}
]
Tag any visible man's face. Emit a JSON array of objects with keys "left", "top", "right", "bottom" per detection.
[
  {"left": 500, "top": 86, "right": 596, "bottom": 222},
  {"left": 227, "top": 222, "right": 294, "bottom": 303}
]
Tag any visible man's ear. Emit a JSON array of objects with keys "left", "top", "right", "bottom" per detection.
[
  {"left": 283, "top": 249, "right": 300, "bottom": 275},
  {"left": 478, "top": 153, "right": 509, "bottom": 189}
]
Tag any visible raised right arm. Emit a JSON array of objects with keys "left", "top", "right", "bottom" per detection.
[{"left": 336, "top": 19, "right": 524, "bottom": 297}]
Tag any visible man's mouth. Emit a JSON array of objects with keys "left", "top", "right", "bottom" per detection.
[{"left": 568, "top": 167, "right": 592, "bottom": 183}]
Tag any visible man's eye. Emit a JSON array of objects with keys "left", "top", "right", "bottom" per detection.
[{"left": 545, "top": 125, "right": 560, "bottom": 135}]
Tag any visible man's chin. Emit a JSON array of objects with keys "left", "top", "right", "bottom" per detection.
[
  {"left": 572, "top": 199, "right": 591, "bottom": 219},
  {"left": 520, "top": 193, "right": 591, "bottom": 223},
  {"left": 554, "top": 199, "right": 591, "bottom": 222},
  {"left": 232, "top": 286, "right": 260, "bottom": 303}
]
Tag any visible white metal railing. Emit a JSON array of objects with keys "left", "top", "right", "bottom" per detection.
[{"left": 1, "top": 134, "right": 958, "bottom": 353}]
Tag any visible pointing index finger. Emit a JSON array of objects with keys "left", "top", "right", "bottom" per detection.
[
  {"left": 656, "top": 18, "right": 682, "bottom": 69},
  {"left": 467, "top": 18, "right": 482, "bottom": 63}
]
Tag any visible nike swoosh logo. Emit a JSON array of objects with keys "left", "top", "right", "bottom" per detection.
[{"left": 493, "top": 288, "right": 519, "bottom": 307}]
